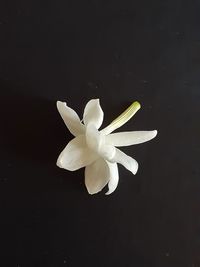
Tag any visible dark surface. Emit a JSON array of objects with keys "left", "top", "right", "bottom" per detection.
[{"left": 0, "top": 0, "right": 200, "bottom": 266}]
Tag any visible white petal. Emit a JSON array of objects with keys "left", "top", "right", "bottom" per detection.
[
  {"left": 110, "top": 148, "right": 138, "bottom": 175},
  {"left": 85, "top": 158, "right": 109, "bottom": 194},
  {"left": 106, "top": 130, "right": 158, "bottom": 147},
  {"left": 83, "top": 99, "right": 104, "bottom": 129},
  {"left": 105, "top": 162, "right": 119, "bottom": 195},
  {"left": 85, "top": 124, "right": 116, "bottom": 161},
  {"left": 85, "top": 123, "right": 103, "bottom": 153},
  {"left": 57, "top": 135, "right": 97, "bottom": 171},
  {"left": 100, "top": 144, "right": 116, "bottom": 161},
  {"left": 57, "top": 101, "right": 85, "bottom": 136}
]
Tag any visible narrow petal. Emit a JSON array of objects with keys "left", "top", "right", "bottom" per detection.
[
  {"left": 105, "top": 162, "right": 119, "bottom": 195},
  {"left": 85, "top": 158, "right": 109, "bottom": 194},
  {"left": 106, "top": 130, "right": 158, "bottom": 147},
  {"left": 57, "top": 135, "right": 97, "bottom": 171},
  {"left": 57, "top": 101, "right": 85, "bottom": 136},
  {"left": 110, "top": 148, "right": 138, "bottom": 175},
  {"left": 83, "top": 99, "right": 104, "bottom": 129}
]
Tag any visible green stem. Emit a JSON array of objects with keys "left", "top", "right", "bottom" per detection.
[{"left": 101, "top": 101, "right": 141, "bottom": 135}]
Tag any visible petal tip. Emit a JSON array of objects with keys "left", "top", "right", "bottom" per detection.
[
  {"left": 86, "top": 187, "right": 100, "bottom": 195},
  {"left": 105, "top": 189, "right": 114, "bottom": 195},
  {"left": 56, "top": 154, "right": 72, "bottom": 171},
  {"left": 92, "top": 98, "right": 100, "bottom": 105},
  {"left": 132, "top": 161, "right": 139, "bottom": 175},
  {"left": 56, "top": 100, "right": 66, "bottom": 109},
  {"left": 56, "top": 152, "right": 66, "bottom": 169},
  {"left": 56, "top": 157, "right": 63, "bottom": 168},
  {"left": 88, "top": 98, "right": 99, "bottom": 103},
  {"left": 56, "top": 100, "right": 63, "bottom": 105},
  {"left": 152, "top": 130, "right": 158, "bottom": 138}
]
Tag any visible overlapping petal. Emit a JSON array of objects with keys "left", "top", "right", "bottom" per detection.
[
  {"left": 85, "top": 123, "right": 103, "bottom": 153},
  {"left": 105, "top": 161, "right": 119, "bottom": 195},
  {"left": 106, "top": 130, "right": 157, "bottom": 147},
  {"left": 111, "top": 148, "right": 138, "bottom": 175},
  {"left": 56, "top": 98, "right": 157, "bottom": 195},
  {"left": 83, "top": 99, "right": 104, "bottom": 129},
  {"left": 57, "top": 135, "right": 98, "bottom": 171},
  {"left": 86, "top": 124, "right": 116, "bottom": 161},
  {"left": 99, "top": 144, "right": 116, "bottom": 161},
  {"left": 85, "top": 158, "right": 109, "bottom": 194},
  {"left": 57, "top": 101, "right": 85, "bottom": 136}
]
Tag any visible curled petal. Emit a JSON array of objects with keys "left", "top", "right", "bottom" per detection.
[
  {"left": 111, "top": 148, "right": 138, "bottom": 175},
  {"left": 83, "top": 99, "right": 104, "bottom": 129},
  {"left": 57, "top": 101, "right": 85, "bottom": 136},
  {"left": 85, "top": 158, "right": 109, "bottom": 194},
  {"left": 57, "top": 135, "right": 97, "bottom": 171},
  {"left": 105, "top": 162, "right": 119, "bottom": 195},
  {"left": 106, "top": 130, "right": 158, "bottom": 147}
]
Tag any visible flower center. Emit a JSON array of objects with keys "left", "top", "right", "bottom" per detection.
[
  {"left": 85, "top": 123, "right": 105, "bottom": 154},
  {"left": 85, "top": 123, "right": 115, "bottom": 161}
]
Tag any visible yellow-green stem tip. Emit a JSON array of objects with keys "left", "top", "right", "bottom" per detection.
[{"left": 132, "top": 101, "right": 141, "bottom": 110}]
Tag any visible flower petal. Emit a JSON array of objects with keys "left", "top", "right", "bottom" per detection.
[
  {"left": 85, "top": 158, "right": 109, "bottom": 194},
  {"left": 85, "top": 123, "right": 116, "bottom": 161},
  {"left": 110, "top": 148, "right": 138, "bottom": 175},
  {"left": 105, "top": 162, "right": 119, "bottom": 195},
  {"left": 106, "top": 130, "right": 158, "bottom": 147},
  {"left": 83, "top": 99, "right": 104, "bottom": 129},
  {"left": 57, "top": 101, "right": 85, "bottom": 136},
  {"left": 85, "top": 123, "right": 103, "bottom": 153},
  {"left": 100, "top": 144, "right": 116, "bottom": 161},
  {"left": 57, "top": 135, "right": 97, "bottom": 171}
]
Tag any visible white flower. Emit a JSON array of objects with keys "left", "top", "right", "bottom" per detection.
[{"left": 56, "top": 99, "right": 157, "bottom": 195}]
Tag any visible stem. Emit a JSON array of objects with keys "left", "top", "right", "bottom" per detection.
[{"left": 101, "top": 101, "right": 141, "bottom": 135}]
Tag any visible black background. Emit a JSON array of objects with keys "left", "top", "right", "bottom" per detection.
[{"left": 0, "top": 0, "right": 200, "bottom": 266}]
